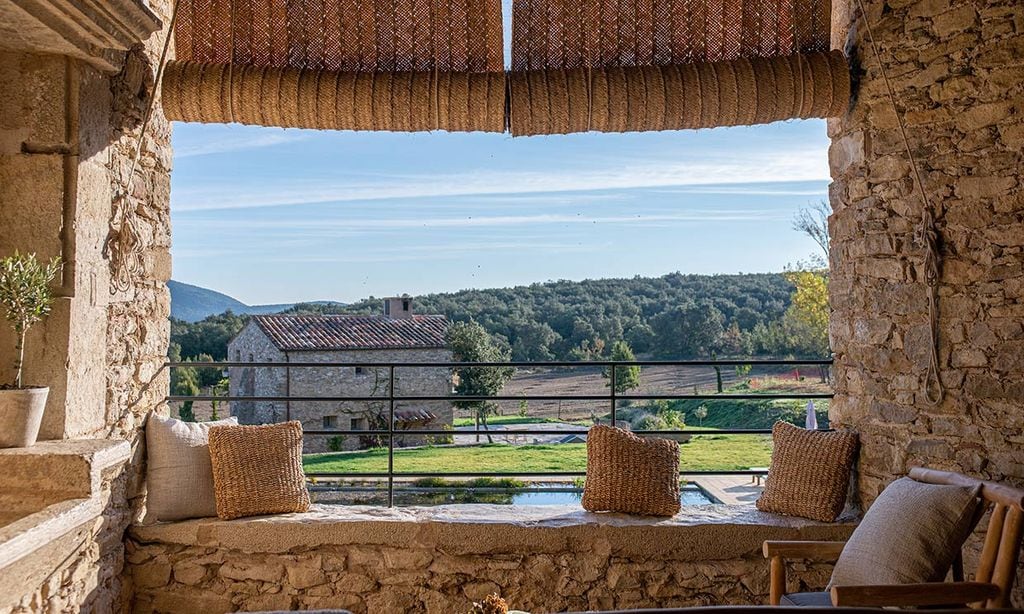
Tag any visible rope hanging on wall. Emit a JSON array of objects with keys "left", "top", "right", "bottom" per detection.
[
  {"left": 163, "top": 0, "right": 506, "bottom": 132},
  {"left": 105, "top": 0, "right": 181, "bottom": 294},
  {"left": 855, "top": 0, "right": 944, "bottom": 405}
]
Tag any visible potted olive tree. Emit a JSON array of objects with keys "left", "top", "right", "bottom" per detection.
[{"left": 0, "top": 252, "right": 61, "bottom": 448}]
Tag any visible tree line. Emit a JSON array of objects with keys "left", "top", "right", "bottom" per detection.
[{"left": 169, "top": 271, "right": 830, "bottom": 366}]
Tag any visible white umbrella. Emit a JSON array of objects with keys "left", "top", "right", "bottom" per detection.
[{"left": 805, "top": 400, "right": 818, "bottom": 430}]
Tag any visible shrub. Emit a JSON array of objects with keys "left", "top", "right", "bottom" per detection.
[{"left": 327, "top": 436, "right": 347, "bottom": 452}]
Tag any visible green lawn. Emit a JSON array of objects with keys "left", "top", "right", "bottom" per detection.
[{"left": 303, "top": 435, "right": 772, "bottom": 475}]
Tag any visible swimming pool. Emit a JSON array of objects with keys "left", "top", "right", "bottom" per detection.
[
  {"left": 311, "top": 484, "right": 718, "bottom": 506},
  {"left": 511, "top": 486, "right": 715, "bottom": 506}
]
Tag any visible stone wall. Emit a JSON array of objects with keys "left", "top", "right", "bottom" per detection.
[
  {"left": 228, "top": 324, "right": 454, "bottom": 453},
  {"left": 0, "top": 18, "right": 172, "bottom": 443},
  {"left": 828, "top": 0, "right": 1024, "bottom": 597},
  {"left": 0, "top": 442, "right": 133, "bottom": 613},
  {"left": 0, "top": 0, "right": 173, "bottom": 610},
  {"left": 227, "top": 321, "right": 289, "bottom": 424},
  {"left": 3, "top": 466, "right": 130, "bottom": 613},
  {"left": 128, "top": 505, "right": 854, "bottom": 614}
]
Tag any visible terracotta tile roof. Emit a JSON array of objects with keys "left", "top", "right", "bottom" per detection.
[{"left": 252, "top": 314, "right": 448, "bottom": 351}]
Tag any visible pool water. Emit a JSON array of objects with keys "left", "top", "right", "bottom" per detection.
[
  {"left": 311, "top": 485, "right": 718, "bottom": 506},
  {"left": 511, "top": 487, "right": 715, "bottom": 506}
]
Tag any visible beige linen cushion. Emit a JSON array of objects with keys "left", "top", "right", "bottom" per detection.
[
  {"left": 145, "top": 414, "right": 238, "bottom": 521},
  {"left": 582, "top": 425, "right": 681, "bottom": 516},
  {"left": 829, "top": 477, "right": 981, "bottom": 587},
  {"left": 756, "top": 421, "right": 858, "bottom": 522},
  {"left": 208, "top": 421, "right": 311, "bottom": 520}
]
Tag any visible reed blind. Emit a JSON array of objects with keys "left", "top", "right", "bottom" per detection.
[
  {"left": 508, "top": 0, "right": 847, "bottom": 135},
  {"left": 162, "top": 0, "right": 850, "bottom": 134},
  {"left": 511, "top": 0, "right": 831, "bottom": 71},
  {"left": 162, "top": 0, "right": 506, "bottom": 132}
]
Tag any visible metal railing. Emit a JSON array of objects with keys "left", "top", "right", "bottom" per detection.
[{"left": 167, "top": 359, "right": 833, "bottom": 506}]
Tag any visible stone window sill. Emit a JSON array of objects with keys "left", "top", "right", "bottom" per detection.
[
  {"left": 0, "top": 439, "right": 130, "bottom": 570},
  {"left": 131, "top": 503, "right": 856, "bottom": 558}
]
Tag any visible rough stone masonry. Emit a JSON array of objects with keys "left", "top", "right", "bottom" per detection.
[
  {"left": 828, "top": 0, "right": 1024, "bottom": 597},
  {"left": 0, "top": 0, "right": 173, "bottom": 609},
  {"left": 127, "top": 505, "right": 853, "bottom": 614}
]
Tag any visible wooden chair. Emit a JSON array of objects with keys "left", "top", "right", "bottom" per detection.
[{"left": 763, "top": 467, "right": 1024, "bottom": 608}]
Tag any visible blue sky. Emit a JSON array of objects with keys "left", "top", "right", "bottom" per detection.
[{"left": 170, "top": 120, "right": 831, "bottom": 304}]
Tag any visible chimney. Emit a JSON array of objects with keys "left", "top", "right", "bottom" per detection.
[{"left": 383, "top": 295, "right": 413, "bottom": 319}]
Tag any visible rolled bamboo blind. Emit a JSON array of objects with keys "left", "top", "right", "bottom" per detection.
[
  {"left": 163, "top": 0, "right": 851, "bottom": 134},
  {"left": 163, "top": 62, "right": 506, "bottom": 131},
  {"left": 163, "top": 0, "right": 506, "bottom": 132},
  {"left": 509, "top": 51, "right": 849, "bottom": 135},
  {"left": 508, "top": 0, "right": 847, "bottom": 135}
]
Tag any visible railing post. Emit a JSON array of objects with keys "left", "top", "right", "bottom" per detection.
[
  {"left": 388, "top": 365, "right": 395, "bottom": 507},
  {"left": 610, "top": 363, "right": 617, "bottom": 428}
]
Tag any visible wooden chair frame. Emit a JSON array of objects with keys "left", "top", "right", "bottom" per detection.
[{"left": 763, "top": 467, "right": 1024, "bottom": 608}]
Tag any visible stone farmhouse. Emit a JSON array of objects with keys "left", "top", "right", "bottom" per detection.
[{"left": 227, "top": 297, "right": 453, "bottom": 452}]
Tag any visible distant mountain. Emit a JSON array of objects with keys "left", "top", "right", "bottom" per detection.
[{"left": 169, "top": 280, "right": 344, "bottom": 322}]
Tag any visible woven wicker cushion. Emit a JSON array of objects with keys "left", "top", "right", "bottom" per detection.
[
  {"left": 582, "top": 425, "right": 680, "bottom": 516},
  {"left": 756, "top": 421, "right": 858, "bottom": 522},
  {"left": 145, "top": 414, "right": 238, "bottom": 521},
  {"left": 829, "top": 477, "right": 981, "bottom": 588},
  {"left": 208, "top": 421, "right": 311, "bottom": 520}
]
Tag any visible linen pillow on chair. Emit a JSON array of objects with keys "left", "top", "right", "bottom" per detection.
[
  {"left": 756, "top": 421, "right": 858, "bottom": 522},
  {"left": 582, "top": 425, "right": 681, "bottom": 516},
  {"left": 145, "top": 414, "right": 238, "bottom": 521},
  {"left": 829, "top": 477, "right": 982, "bottom": 587},
  {"left": 208, "top": 421, "right": 311, "bottom": 520}
]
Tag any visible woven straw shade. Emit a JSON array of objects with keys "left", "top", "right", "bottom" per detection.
[
  {"left": 165, "top": 0, "right": 505, "bottom": 131},
  {"left": 175, "top": 0, "right": 503, "bottom": 72},
  {"left": 163, "top": 0, "right": 851, "bottom": 133},
  {"left": 507, "top": 0, "right": 846, "bottom": 135},
  {"left": 509, "top": 50, "right": 849, "bottom": 135},
  {"left": 511, "top": 0, "right": 831, "bottom": 71}
]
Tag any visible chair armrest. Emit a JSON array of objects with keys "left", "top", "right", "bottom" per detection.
[
  {"left": 764, "top": 541, "right": 847, "bottom": 605},
  {"left": 830, "top": 582, "right": 1000, "bottom": 607},
  {"left": 762, "top": 540, "right": 846, "bottom": 561}
]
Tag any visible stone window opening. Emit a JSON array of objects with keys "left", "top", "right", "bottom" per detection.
[
  {"left": 323, "top": 415, "right": 339, "bottom": 429},
  {"left": 350, "top": 416, "right": 369, "bottom": 431},
  {"left": 355, "top": 366, "right": 365, "bottom": 375}
]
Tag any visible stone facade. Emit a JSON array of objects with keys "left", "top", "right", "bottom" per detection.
[
  {"left": 228, "top": 321, "right": 454, "bottom": 453},
  {"left": 0, "top": 0, "right": 173, "bottom": 610},
  {"left": 127, "top": 505, "right": 854, "bottom": 614},
  {"left": 828, "top": 0, "right": 1024, "bottom": 599}
]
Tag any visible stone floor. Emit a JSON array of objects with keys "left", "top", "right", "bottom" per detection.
[{"left": 691, "top": 474, "right": 764, "bottom": 505}]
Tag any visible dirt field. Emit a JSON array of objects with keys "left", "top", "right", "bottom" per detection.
[
  {"left": 172, "top": 363, "right": 832, "bottom": 424},
  {"left": 468, "top": 363, "right": 831, "bottom": 422}
]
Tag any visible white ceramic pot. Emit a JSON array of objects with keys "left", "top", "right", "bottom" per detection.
[{"left": 0, "top": 387, "right": 48, "bottom": 448}]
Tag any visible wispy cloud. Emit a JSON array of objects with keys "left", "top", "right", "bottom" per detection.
[
  {"left": 174, "top": 209, "right": 790, "bottom": 234},
  {"left": 173, "top": 239, "right": 605, "bottom": 262},
  {"left": 172, "top": 146, "right": 828, "bottom": 212},
  {"left": 174, "top": 132, "right": 309, "bottom": 158},
  {"left": 654, "top": 183, "right": 828, "bottom": 197}
]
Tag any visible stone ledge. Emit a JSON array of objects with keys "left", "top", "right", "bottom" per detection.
[
  {"left": 0, "top": 0, "right": 162, "bottom": 72},
  {"left": 0, "top": 439, "right": 131, "bottom": 509},
  {"left": 131, "top": 504, "right": 856, "bottom": 561},
  {"left": 0, "top": 439, "right": 131, "bottom": 571}
]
